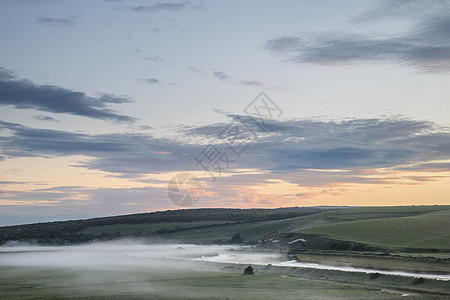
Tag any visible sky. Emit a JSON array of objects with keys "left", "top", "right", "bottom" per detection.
[{"left": 0, "top": 0, "right": 449, "bottom": 225}]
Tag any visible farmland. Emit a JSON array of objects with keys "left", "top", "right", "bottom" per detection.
[
  {"left": 297, "top": 208, "right": 450, "bottom": 250},
  {"left": 0, "top": 265, "right": 415, "bottom": 300},
  {"left": 1, "top": 205, "right": 449, "bottom": 299}
]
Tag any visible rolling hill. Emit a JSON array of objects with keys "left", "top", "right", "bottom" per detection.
[
  {"left": 297, "top": 208, "right": 450, "bottom": 249},
  {"left": 1, "top": 205, "right": 449, "bottom": 251}
]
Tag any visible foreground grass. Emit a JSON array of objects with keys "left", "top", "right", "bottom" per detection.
[
  {"left": 0, "top": 266, "right": 417, "bottom": 299},
  {"left": 297, "top": 209, "right": 450, "bottom": 250}
]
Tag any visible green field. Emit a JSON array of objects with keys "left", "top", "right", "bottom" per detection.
[
  {"left": 4, "top": 205, "right": 449, "bottom": 247},
  {"left": 155, "top": 206, "right": 450, "bottom": 247},
  {"left": 297, "top": 209, "right": 450, "bottom": 249},
  {"left": 1, "top": 205, "right": 450, "bottom": 298},
  {"left": 78, "top": 210, "right": 332, "bottom": 242},
  {"left": 0, "top": 266, "right": 419, "bottom": 299},
  {"left": 156, "top": 213, "right": 328, "bottom": 242},
  {"left": 80, "top": 220, "right": 234, "bottom": 235},
  {"left": 319, "top": 205, "right": 450, "bottom": 221},
  {"left": 32, "top": 205, "right": 450, "bottom": 251}
]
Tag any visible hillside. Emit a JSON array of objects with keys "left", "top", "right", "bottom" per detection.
[
  {"left": 0, "top": 207, "right": 322, "bottom": 245},
  {"left": 297, "top": 208, "right": 450, "bottom": 250},
  {"left": 1, "top": 205, "right": 449, "bottom": 251},
  {"left": 158, "top": 205, "right": 450, "bottom": 244}
]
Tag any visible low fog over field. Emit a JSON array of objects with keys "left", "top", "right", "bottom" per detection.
[
  {"left": 1, "top": 240, "right": 448, "bottom": 281},
  {"left": 0, "top": 240, "right": 248, "bottom": 272},
  {"left": 0, "top": 241, "right": 249, "bottom": 299},
  {"left": 1, "top": 241, "right": 449, "bottom": 299}
]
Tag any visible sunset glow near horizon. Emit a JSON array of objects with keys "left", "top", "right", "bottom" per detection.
[{"left": 1, "top": 0, "right": 449, "bottom": 225}]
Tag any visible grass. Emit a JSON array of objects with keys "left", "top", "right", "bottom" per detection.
[
  {"left": 323, "top": 205, "right": 450, "bottom": 222},
  {"left": 156, "top": 213, "right": 328, "bottom": 242},
  {"left": 80, "top": 220, "right": 235, "bottom": 235},
  {"left": 0, "top": 266, "right": 417, "bottom": 299},
  {"left": 55, "top": 205, "right": 450, "bottom": 247},
  {"left": 2, "top": 206, "right": 449, "bottom": 298},
  {"left": 79, "top": 206, "right": 450, "bottom": 252},
  {"left": 297, "top": 209, "right": 450, "bottom": 250},
  {"left": 156, "top": 205, "right": 450, "bottom": 244}
]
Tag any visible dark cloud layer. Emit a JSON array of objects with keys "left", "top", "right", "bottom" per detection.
[
  {"left": 266, "top": 7, "right": 450, "bottom": 72},
  {"left": 0, "top": 67, "right": 135, "bottom": 122},
  {"left": 1, "top": 116, "right": 449, "bottom": 178},
  {"left": 183, "top": 116, "right": 449, "bottom": 172},
  {"left": 0, "top": 120, "right": 201, "bottom": 175}
]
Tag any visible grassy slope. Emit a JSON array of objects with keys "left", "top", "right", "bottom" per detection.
[
  {"left": 157, "top": 205, "right": 450, "bottom": 244},
  {"left": 156, "top": 212, "right": 331, "bottom": 242},
  {"left": 78, "top": 210, "right": 332, "bottom": 241},
  {"left": 77, "top": 205, "right": 450, "bottom": 249},
  {"left": 80, "top": 220, "right": 235, "bottom": 235},
  {"left": 321, "top": 205, "right": 450, "bottom": 221},
  {"left": 297, "top": 209, "right": 450, "bottom": 249}
]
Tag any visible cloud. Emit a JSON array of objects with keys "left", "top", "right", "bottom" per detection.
[
  {"left": 237, "top": 80, "right": 264, "bottom": 86},
  {"left": 396, "top": 161, "right": 450, "bottom": 172},
  {"left": 0, "top": 185, "right": 169, "bottom": 218},
  {"left": 213, "top": 71, "right": 229, "bottom": 81},
  {"left": 141, "top": 78, "right": 160, "bottom": 85},
  {"left": 0, "top": 121, "right": 128, "bottom": 155},
  {"left": 32, "top": 115, "right": 60, "bottom": 122},
  {"left": 36, "top": 17, "right": 75, "bottom": 28},
  {"left": 183, "top": 115, "right": 450, "bottom": 173},
  {"left": 1, "top": 116, "right": 449, "bottom": 210},
  {"left": 1, "top": 115, "right": 449, "bottom": 183},
  {"left": 187, "top": 66, "right": 205, "bottom": 76},
  {"left": 0, "top": 120, "right": 202, "bottom": 175},
  {"left": 0, "top": 67, "right": 135, "bottom": 122},
  {"left": 147, "top": 56, "right": 166, "bottom": 63},
  {"left": 351, "top": 0, "right": 450, "bottom": 23},
  {"left": 266, "top": 14, "right": 450, "bottom": 72},
  {"left": 131, "top": 2, "right": 191, "bottom": 12},
  {"left": 130, "top": 49, "right": 167, "bottom": 64},
  {"left": 0, "top": 120, "right": 129, "bottom": 157},
  {"left": 150, "top": 27, "right": 162, "bottom": 33}
]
